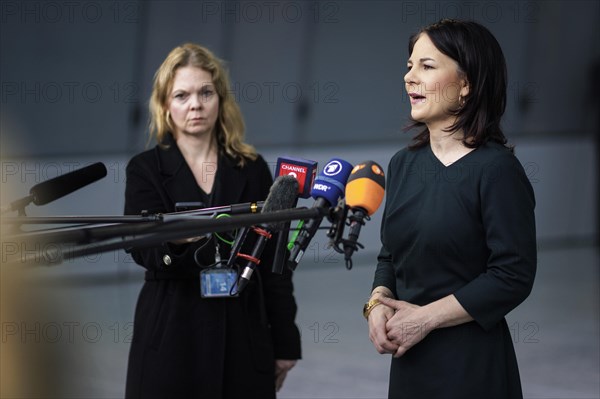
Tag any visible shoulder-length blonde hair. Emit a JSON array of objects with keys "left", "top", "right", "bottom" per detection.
[{"left": 149, "top": 43, "right": 257, "bottom": 165}]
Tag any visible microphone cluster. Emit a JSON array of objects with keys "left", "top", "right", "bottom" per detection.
[
  {"left": 281, "top": 158, "right": 386, "bottom": 270},
  {"left": 286, "top": 158, "right": 353, "bottom": 270},
  {"left": 2, "top": 156, "right": 386, "bottom": 280},
  {"left": 228, "top": 156, "right": 386, "bottom": 277}
]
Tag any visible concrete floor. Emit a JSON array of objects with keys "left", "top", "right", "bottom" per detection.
[
  {"left": 282, "top": 245, "right": 600, "bottom": 399},
  {"left": 1, "top": 245, "right": 598, "bottom": 398}
]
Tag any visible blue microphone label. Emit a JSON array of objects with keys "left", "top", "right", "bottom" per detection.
[{"left": 323, "top": 160, "right": 343, "bottom": 176}]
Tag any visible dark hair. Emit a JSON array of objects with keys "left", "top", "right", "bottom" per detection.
[{"left": 407, "top": 19, "right": 511, "bottom": 151}]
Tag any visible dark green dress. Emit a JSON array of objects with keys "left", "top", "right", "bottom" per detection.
[{"left": 373, "top": 141, "right": 537, "bottom": 399}]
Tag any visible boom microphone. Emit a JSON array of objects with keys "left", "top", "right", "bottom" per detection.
[
  {"left": 287, "top": 158, "right": 353, "bottom": 270},
  {"left": 31, "top": 162, "right": 108, "bottom": 206},
  {"left": 1, "top": 162, "right": 108, "bottom": 214},
  {"left": 343, "top": 160, "right": 385, "bottom": 267},
  {"left": 236, "top": 175, "right": 299, "bottom": 293}
]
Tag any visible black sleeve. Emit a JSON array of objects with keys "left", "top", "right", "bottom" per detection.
[
  {"left": 454, "top": 153, "right": 537, "bottom": 331},
  {"left": 372, "top": 158, "right": 398, "bottom": 296},
  {"left": 124, "top": 155, "right": 200, "bottom": 271},
  {"left": 372, "top": 210, "right": 397, "bottom": 296}
]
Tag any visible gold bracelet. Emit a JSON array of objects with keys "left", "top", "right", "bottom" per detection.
[{"left": 362, "top": 298, "right": 382, "bottom": 320}]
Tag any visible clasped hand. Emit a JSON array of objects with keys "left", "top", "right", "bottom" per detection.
[{"left": 368, "top": 297, "right": 435, "bottom": 358}]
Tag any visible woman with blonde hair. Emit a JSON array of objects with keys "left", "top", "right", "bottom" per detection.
[{"left": 124, "top": 43, "right": 301, "bottom": 398}]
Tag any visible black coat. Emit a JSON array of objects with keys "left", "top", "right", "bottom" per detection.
[{"left": 124, "top": 136, "right": 301, "bottom": 399}]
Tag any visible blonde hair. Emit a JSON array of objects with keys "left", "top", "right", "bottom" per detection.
[{"left": 149, "top": 43, "right": 257, "bottom": 165}]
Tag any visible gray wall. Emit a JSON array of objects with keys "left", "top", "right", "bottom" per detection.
[
  {"left": 1, "top": 1, "right": 598, "bottom": 398},
  {"left": 2, "top": 0, "right": 598, "bottom": 239},
  {"left": 3, "top": 1, "right": 599, "bottom": 156}
]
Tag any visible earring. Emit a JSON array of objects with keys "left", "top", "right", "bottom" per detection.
[{"left": 458, "top": 95, "right": 466, "bottom": 109}]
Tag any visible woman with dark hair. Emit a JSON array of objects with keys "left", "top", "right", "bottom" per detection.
[
  {"left": 124, "top": 43, "right": 301, "bottom": 398},
  {"left": 364, "top": 19, "right": 537, "bottom": 398}
]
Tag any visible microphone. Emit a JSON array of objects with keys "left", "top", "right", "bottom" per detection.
[
  {"left": 275, "top": 156, "right": 317, "bottom": 199},
  {"left": 287, "top": 158, "right": 353, "bottom": 270},
  {"left": 30, "top": 162, "right": 107, "bottom": 205},
  {"left": 1, "top": 162, "right": 107, "bottom": 214},
  {"left": 342, "top": 160, "right": 385, "bottom": 268},
  {"left": 271, "top": 156, "right": 317, "bottom": 273},
  {"left": 236, "top": 175, "right": 299, "bottom": 293}
]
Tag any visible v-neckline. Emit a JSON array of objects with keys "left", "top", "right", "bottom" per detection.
[{"left": 428, "top": 144, "right": 477, "bottom": 168}]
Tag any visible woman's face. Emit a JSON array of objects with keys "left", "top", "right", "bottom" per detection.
[
  {"left": 168, "top": 66, "right": 219, "bottom": 139},
  {"left": 404, "top": 34, "right": 469, "bottom": 131}
]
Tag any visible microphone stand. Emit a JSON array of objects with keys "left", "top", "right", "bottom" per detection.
[
  {"left": 3, "top": 207, "right": 332, "bottom": 266},
  {"left": 2, "top": 215, "right": 162, "bottom": 225}
]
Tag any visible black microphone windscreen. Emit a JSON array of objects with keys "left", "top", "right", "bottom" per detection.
[
  {"left": 29, "top": 162, "right": 108, "bottom": 206},
  {"left": 262, "top": 175, "right": 299, "bottom": 215}
]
